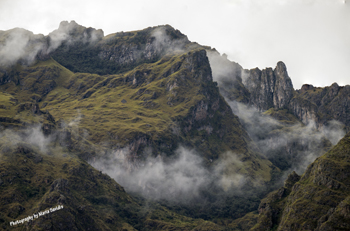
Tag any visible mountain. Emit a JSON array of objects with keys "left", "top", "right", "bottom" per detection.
[
  {"left": 0, "top": 21, "right": 274, "bottom": 184},
  {"left": 0, "top": 21, "right": 278, "bottom": 230},
  {"left": 245, "top": 131, "right": 350, "bottom": 230},
  {"left": 0, "top": 134, "right": 223, "bottom": 230},
  {"left": 205, "top": 44, "right": 350, "bottom": 231},
  {"left": 208, "top": 49, "right": 350, "bottom": 130},
  {"left": 0, "top": 20, "right": 349, "bottom": 230},
  {"left": 207, "top": 50, "right": 346, "bottom": 174}
]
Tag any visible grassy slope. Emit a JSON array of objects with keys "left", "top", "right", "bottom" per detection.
[
  {"left": 0, "top": 137, "right": 223, "bottom": 230},
  {"left": 0, "top": 50, "right": 278, "bottom": 228},
  {"left": 41, "top": 55, "right": 202, "bottom": 146},
  {"left": 244, "top": 132, "right": 350, "bottom": 231},
  {"left": 3, "top": 50, "right": 273, "bottom": 185},
  {"left": 0, "top": 90, "right": 55, "bottom": 130},
  {"left": 0, "top": 24, "right": 281, "bottom": 228},
  {"left": 276, "top": 132, "right": 350, "bottom": 230}
]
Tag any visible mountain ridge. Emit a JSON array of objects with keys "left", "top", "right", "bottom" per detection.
[{"left": 0, "top": 21, "right": 349, "bottom": 230}]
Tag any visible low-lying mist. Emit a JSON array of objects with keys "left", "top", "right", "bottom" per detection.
[
  {"left": 0, "top": 21, "right": 191, "bottom": 68},
  {"left": 230, "top": 101, "right": 345, "bottom": 175},
  {"left": 90, "top": 146, "right": 246, "bottom": 203},
  {"left": 0, "top": 126, "right": 52, "bottom": 153},
  {"left": 0, "top": 20, "right": 103, "bottom": 67},
  {"left": 207, "top": 50, "right": 346, "bottom": 178},
  {"left": 0, "top": 122, "right": 262, "bottom": 219}
]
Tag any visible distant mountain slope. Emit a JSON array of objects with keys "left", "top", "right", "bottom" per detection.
[
  {"left": 49, "top": 22, "right": 195, "bottom": 75},
  {"left": 0, "top": 22, "right": 275, "bottom": 186},
  {"left": 249, "top": 131, "right": 350, "bottom": 230},
  {"left": 293, "top": 83, "right": 350, "bottom": 129},
  {"left": 0, "top": 131, "right": 224, "bottom": 230},
  {"left": 2, "top": 20, "right": 349, "bottom": 230},
  {"left": 207, "top": 49, "right": 350, "bottom": 130},
  {"left": 0, "top": 21, "right": 280, "bottom": 228},
  {"left": 207, "top": 50, "right": 346, "bottom": 175}
]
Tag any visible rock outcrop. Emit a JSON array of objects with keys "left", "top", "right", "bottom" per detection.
[
  {"left": 295, "top": 83, "right": 350, "bottom": 129},
  {"left": 208, "top": 52, "right": 350, "bottom": 130},
  {"left": 98, "top": 25, "right": 191, "bottom": 68},
  {"left": 244, "top": 61, "right": 294, "bottom": 111}
]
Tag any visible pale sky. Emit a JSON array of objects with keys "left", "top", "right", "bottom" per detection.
[{"left": 0, "top": 0, "right": 349, "bottom": 89}]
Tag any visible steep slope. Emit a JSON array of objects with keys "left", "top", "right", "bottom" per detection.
[
  {"left": 0, "top": 130, "right": 224, "bottom": 230},
  {"left": 49, "top": 22, "right": 194, "bottom": 75},
  {"left": 0, "top": 22, "right": 275, "bottom": 185},
  {"left": 207, "top": 49, "right": 350, "bottom": 130},
  {"left": 243, "top": 61, "right": 294, "bottom": 111},
  {"left": 292, "top": 83, "right": 350, "bottom": 129},
  {"left": 249, "top": 131, "right": 350, "bottom": 230},
  {"left": 207, "top": 50, "right": 335, "bottom": 174},
  {"left": 3, "top": 20, "right": 350, "bottom": 230},
  {"left": 0, "top": 139, "right": 138, "bottom": 230},
  {"left": 0, "top": 21, "right": 281, "bottom": 226},
  {"left": 0, "top": 91, "right": 56, "bottom": 134}
]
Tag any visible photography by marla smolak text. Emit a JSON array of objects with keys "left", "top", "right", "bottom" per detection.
[{"left": 9, "top": 205, "right": 64, "bottom": 226}]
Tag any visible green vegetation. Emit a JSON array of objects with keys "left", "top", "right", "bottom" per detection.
[
  {"left": 0, "top": 47, "right": 275, "bottom": 185},
  {"left": 248, "top": 132, "right": 350, "bottom": 230},
  {"left": 50, "top": 24, "right": 190, "bottom": 76},
  {"left": 263, "top": 108, "right": 301, "bottom": 125},
  {"left": 3, "top": 23, "right": 326, "bottom": 230},
  {"left": 0, "top": 137, "right": 224, "bottom": 230}
]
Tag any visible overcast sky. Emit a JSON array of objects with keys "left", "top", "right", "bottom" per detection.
[{"left": 0, "top": 0, "right": 349, "bottom": 89}]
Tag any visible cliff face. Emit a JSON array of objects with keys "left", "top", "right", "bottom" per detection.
[
  {"left": 0, "top": 22, "right": 278, "bottom": 229},
  {"left": 97, "top": 25, "right": 191, "bottom": 67},
  {"left": 244, "top": 62, "right": 294, "bottom": 111},
  {"left": 210, "top": 52, "right": 350, "bottom": 130},
  {"left": 244, "top": 62, "right": 350, "bottom": 130},
  {"left": 49, "top": 23, "right": 198, "bottom": 75},
  {"left": 208, "top": 53, "right": 335, "bottom": 178},
  {"left": 294, "top": 83, "right": 350, "bottom": 129},
  {"left": 0, "top": 23, "right": 275, "bottom": 184},
  {"left": 2, "top": 21, "right": 349, "bottom": 230},
  {"left": 246, "top": 65, "right": 350, "bottom": 129}
]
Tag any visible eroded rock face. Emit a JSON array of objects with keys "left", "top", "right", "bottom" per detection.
[
  {"left": 47, "top": 20, "right": 104, "bottom": 52},
  {"left": 291, "top": 83, "right": 350, "bottom": 128},
  {"left": 98, "top": 25, "right": 191, "bottom": 68},
  {"left": 211, "top": 53, "right": 350, "bottom": 130},
  {"left": 288, "top": 97, "right": 318, "bottom": 125},
  {"left": 50, "top": 178, "right": 69, "bottom": 193},
  {"left": 244, "top": 61, "right": 294, "bottom": 111},
  {"left": 273, "top": 62, "right": 294, "bottom": 109}
]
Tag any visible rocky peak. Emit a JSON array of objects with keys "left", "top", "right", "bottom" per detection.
[
  {"left": 329, "top": 82, "right": 340, "bottom": 96},
  {"left": 243, "top": 61, "right": 294, "bottom": 111},
  {"left": 0, "top": 28, "right": 46, "bottom": 66},
  {"left": 272, "top": 61, "right": 294, "bottom": 109},
  {"left": 300, "top": 84, "right": 314, "bottom": 92},
  {"left": 97, "top": 24, "right": 192, "bottom": 69},
  {"left": 274, "top": 61, "right": 288, "bottom": 78},
  {"left": 47, "top": 20, "right": 104, "bottom": 52}
]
